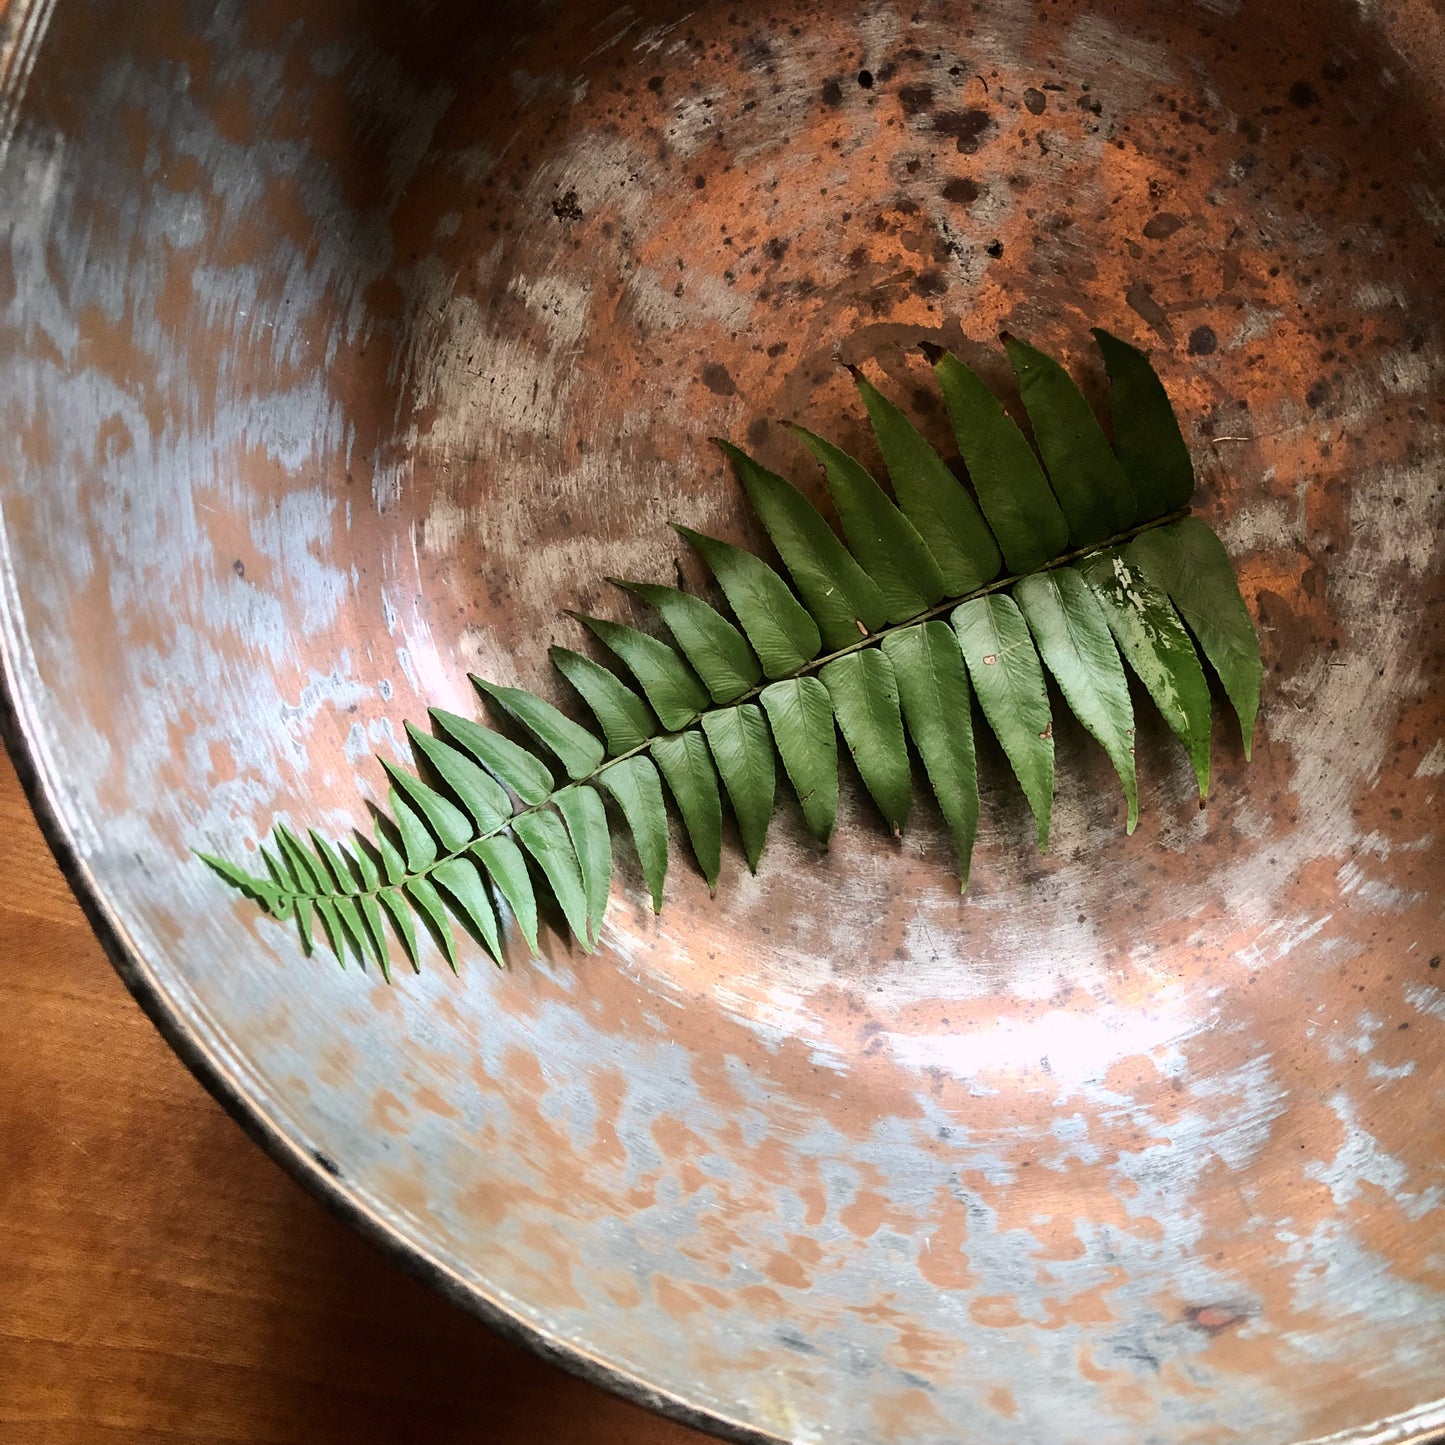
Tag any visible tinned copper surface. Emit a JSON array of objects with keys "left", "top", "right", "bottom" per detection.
[{"left": 0, "top": 1, "right": 1441, "bottom": 1442}]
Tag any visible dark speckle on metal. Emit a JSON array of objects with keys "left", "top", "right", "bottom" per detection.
[
  {"left": 1, "top": 1, "right": 1442, "bottom": 1442},
  {"left": 1186, "top": 1303, "right": 1250, "bottom": 1336}
]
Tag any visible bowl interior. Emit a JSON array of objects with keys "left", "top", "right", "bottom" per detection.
[{"left": 1, "top": 0, "right": 1443, "bottom": 1441}]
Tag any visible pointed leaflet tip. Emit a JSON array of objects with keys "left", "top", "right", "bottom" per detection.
[
  {"left": 953, "top": 594, "right": 1054, "bottom": 852},
  {"left": 1077, "top": 550, "right": 1212, "bottom": 804},
  {"left": 1126, "top": 517, "right": 1260, "bottom": 760},
  {"left": 850, "top": 356, "right": 1002, "bottom": 594},
  {"left": 1006, "top": 331, "right": 1138, "bottom": 544},
  {"left": 918, "top": 341, "right": 946, "bottom": 365},
  {"left": 881, "top": 623, "right": 979, "bottom": 890},
  {"left": 1092, "top": 326, "right": 1196, "bottom": 519},
  {"left": 721, "top": 437, "right": 890, "bottom": 649},
  {"left": 1015, "top": 569, "right": 1138, "bottom": 839},
  {"left": 651, "top": 731, "right": 723, "bottom": 892},
  {"left": 789, "top": 422, "right": 944, "bottom": 619}
]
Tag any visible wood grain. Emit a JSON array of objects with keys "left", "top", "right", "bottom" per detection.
[{"left": 0, "top": 746, "right": 710, "bottom": 1445}]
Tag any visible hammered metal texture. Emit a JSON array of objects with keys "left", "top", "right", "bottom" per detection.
[{"left": 1, "top": 2, "right": 1442, "bottom": 1442}]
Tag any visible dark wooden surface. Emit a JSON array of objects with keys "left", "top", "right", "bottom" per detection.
[{"left": 0, "top": 746, "right": 710, "bottom": 1445}]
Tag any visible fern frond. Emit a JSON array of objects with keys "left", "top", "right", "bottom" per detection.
[{"left": 202, "top": 328, "right": 1264, "bottom": 976}]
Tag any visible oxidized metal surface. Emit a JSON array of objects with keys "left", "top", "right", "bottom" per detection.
[{"left": 0, "top": 0, "right": 1442, "bottom": 1441}]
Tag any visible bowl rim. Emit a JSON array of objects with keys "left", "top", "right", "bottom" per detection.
[
  {"left": 1, "top": 0, "right": 1442, "bottom": 1428},
  {"left": 0, "top": 650, "right": 781, "bottom": 1445}
]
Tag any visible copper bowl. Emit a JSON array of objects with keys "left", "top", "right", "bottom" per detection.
[{"left": 1, "top": 1, "right": 1442, "bottom": 1441}]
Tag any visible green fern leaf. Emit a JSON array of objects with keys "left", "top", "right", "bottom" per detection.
[
  {"left": 433, "top": 856, "right": 503, "bottom": 965},
  {"left": 575, "top": 614, "right": 709, "bottom": 730},
  {"left": 345, "top": 838, "right": 380, "bottom": 890},
  {"left": 302, "top": 838, "right": 339, "bottom": 896},
  {"left": 472, "top": 834, "right": 540, "bottom": 954},
  {"left": 197, "top": 853, "right": 282, "bottom": 912},
  {"left": 330, "top": 895, "right": 375, "bottom": 968},
  {"left": 759, "top": 676, "right": 838, "bottom": 844},
  {"left": 1092, "top": 328, "right": 1195, "bottom": 519},
  {"left": 429, "top": 709, "right": 554, "bottom": 805},
  {"left": 791, "top": 425, "right": 945, "bottom": 619},
  {"left": 512, "top": 810, "right": 593, "bottom": 952},
  {"left": 207, "top": 329, "right": 1265, "bottom": 979},
  {"left": 310, "top": 831, "right": 360, "bottom": 893},
  {"left": 554, "top": 785, "right": 612, "bottom": 947},
  {"left": 382, "top": 767, "right": 468, "bottom": 856},
  {"left": 341, "top": 839, "right": 392, "bottom": 975},
  {"left": 372, "top": 815, "right": 406, "bottom": 886},
  {"left": 290, "top": 894, "right": 316, "bottom": 956},
  {"left": 550, "top": 646, "right": 657, "bottom": 754},
  {"left": 597, "top": 755, "right": 669, "bottom": 912},
  {"left": 258, "top": 844, "right": 296, "bottom": 908},
  {"left": 384, "top": 784, "right": 443, "bottom": 870},
  {"left": 377, "top": 887, "right": 419, "bottom": 972},
  {"left": 404, "top": 875, "right": 458, "bottom": 972},
  {"left": 718, "top": 440, "right": 888, "bottom": 648},
  {"left": 1126, "top": 517, "right": 1263, "bottom": 758},
  {"left": 354, "top": 891, "right": 393, "bottom": 980},
  {"left": 274, "top": 823, "right": 326, "bottom": 895},
  {"left": 1077, "top": 549, "right": 1212, "bottom": 801},
  {"left": 405, "top": 723, "right": 512, "bottom": 830},
  {"left": 313, "top": 897, "right": 351, "bottom": 966},
  {"left": 609, "top": 582, "right": 760, "bottom": 704}
]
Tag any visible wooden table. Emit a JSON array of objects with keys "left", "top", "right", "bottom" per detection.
[{"left": 0, "top": 747, "right": 709, "bottom": 1445}]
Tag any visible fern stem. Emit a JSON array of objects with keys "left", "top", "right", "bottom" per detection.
[
  {"left": 266, "top": 506, "right": 1188, "bottom": 908},
  {"left": 772, "top": 505, "right": 1192, "bottom": 679}
]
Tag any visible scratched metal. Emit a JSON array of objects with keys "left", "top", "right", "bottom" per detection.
[{"left": 0, "top": 0, "right": 1441, "bottom": 1441}]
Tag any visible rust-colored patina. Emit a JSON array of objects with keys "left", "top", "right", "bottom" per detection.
[{"left": 0, "top": 1, "right": 1441, "bottom": 1442}]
